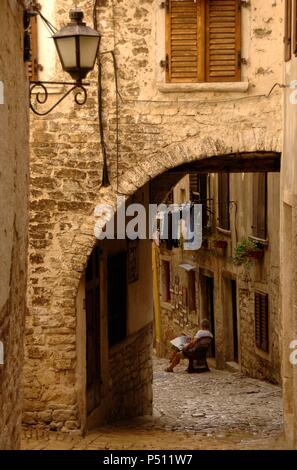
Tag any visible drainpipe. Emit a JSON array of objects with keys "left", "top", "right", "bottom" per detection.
[{"left": 152, "top": 242, "right": 162, "bottom": 356}]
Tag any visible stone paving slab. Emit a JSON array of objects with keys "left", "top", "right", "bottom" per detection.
[{"left": 22, "top": 357, "right": 289, "bottom": 450}]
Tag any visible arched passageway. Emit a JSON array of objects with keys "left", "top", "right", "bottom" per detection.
[{"left": 73, "top": 150, "right": 282, "bottom": 443}]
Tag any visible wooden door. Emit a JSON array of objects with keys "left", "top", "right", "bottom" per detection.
[
  {"left": 85, "top": 245, "right": 101, "bottom": 415},
  {"left": 206, "top": 276, "right": 215, "bottom": 358},
  {"left": 231, "top": 280, "right": 238, "bottom": 362}
]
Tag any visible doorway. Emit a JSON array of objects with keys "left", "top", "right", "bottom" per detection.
[
  {"left": 200, "top": 273, "right": 215, "bottom": 357},
  {"left": 85, "top": 245, "right": 101, "bottom": 416},
  {"left": 107, "top": 251, "right": 127, "bottom": 347},
  {"left": 224, "top": 277, "right": 239, "bottom": 364},
  {"left": 231, "top": 280, "right": 239, "bottom": 363}
]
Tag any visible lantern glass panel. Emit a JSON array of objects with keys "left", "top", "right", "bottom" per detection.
[
  {"left": 79, "top": 36, "right": 99, "bottom": 68},
  {"left": 55, "top": 37, "right": 77, "bottom": 68}
]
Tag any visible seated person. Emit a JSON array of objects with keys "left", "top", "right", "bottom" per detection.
[{"left": 165, "top": 319, "right": 213, "bottom": 373}]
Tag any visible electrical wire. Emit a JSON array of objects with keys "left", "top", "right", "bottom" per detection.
[
  {"left": 93, "top": 0, "right": 110, "bottom": 187},
  {"left": 38, "top": 11, "right": 57, "bottom": 35}
]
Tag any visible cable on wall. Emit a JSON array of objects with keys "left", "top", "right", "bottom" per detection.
[{"left": 93, "top": 0, "right": 110, "bottom": 188}]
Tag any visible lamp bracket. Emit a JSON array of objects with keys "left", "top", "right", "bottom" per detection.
[{"left": 29, "top": 81, "right": 89, "bottom": 116}]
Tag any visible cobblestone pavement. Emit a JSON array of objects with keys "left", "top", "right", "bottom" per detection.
[{"left": 22, "top": 357, "right": 289, "bottom": 450}]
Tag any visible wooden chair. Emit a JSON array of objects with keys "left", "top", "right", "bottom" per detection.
[{"left": 186, "top": 336, "right": 212, "bottom": 374}]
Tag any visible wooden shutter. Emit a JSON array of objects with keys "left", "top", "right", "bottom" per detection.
[
  {"left": 28, "top": 16, "right": 38, "bottom": 81},
  {"left": 285, "top": 0, "right": 292, "bottom": 61},
  {"left": 218, "top": 173, "right": 230, "bottom": 230},
  {"left": 255, "top": 292, "right": 269, "bottom": 353},
  {"left": 166, "top": 0, "right": 204, "bottom": 82},
  {"left": 293, "top": 0, "right": 297, "bottom": 55},
  {"left": 252, "top": 173, "right": 267, "bottom": 240},
  {"left": 205, "top": 0, "right": 241, "bottom": 82}
]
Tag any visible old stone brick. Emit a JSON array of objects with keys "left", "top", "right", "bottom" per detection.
[{"left": 52, "top": 410, "right": 77, "bottom": 422}]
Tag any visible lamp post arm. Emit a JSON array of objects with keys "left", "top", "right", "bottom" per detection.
[{"left": 29, "top": 81, "right": 89, "bottom": 116}]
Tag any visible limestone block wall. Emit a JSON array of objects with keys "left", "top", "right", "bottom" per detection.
[
  {"left": 25, "top": 0, "right": 283, "bottom": 430},
  {"left": 106, "top": 323, "right": 153, "bottom": 423},
  {"left": 0, "top": 0, "right": 29, "bottom": 450}
]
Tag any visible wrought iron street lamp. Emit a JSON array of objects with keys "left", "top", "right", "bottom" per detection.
[
  {"left": 53, "top": 9, "right": 100, "bottom": 82},
  {"left": 27, "top": 8, "right": 101, "bottom": 116}
]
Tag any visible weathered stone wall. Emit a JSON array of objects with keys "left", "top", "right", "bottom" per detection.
[
  {"left": 106, "top": 322, "right": 153, "bottom": 423},
  {"left": 25, "top": 0, "right": 283, "bottom": 431},
  {"left": 0, "top": 0, "right": 29, "bottom": 450}
]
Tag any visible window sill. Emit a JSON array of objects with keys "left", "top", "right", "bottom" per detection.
[
  {"left": 248, "top": 235, "right": 269, "bottom": 247},
  {"left": 216, "top": 227, "right": 231, "bottom": 237},
  {"left": 157, "top": 82, "right": 249, "bottom": 94}
]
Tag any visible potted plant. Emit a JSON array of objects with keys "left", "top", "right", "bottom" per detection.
[{"left": 233, "top": 239, "right": 264, "bottom": 266}]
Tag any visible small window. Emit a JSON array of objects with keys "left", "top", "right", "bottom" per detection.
[
  {"left": 255, "top": 292, "right": 269, "bottom": 353},
  {"left": 218, "top": 173, "right": 230, "bottom": 231},
  {"left": 285, "top": 0, "right": 292, "bottom": 61},
  {"left": 252, "top": 173, "right": 267, "bottom": 240},
  {"left": 165, "top": 0, "right": 241, "bottom": 83},
  {"left": 190, "top": 173, "right": 211, "bottom": 229},
  {"left": 161, "top": 260, "right": 171, "bottom": 302}
]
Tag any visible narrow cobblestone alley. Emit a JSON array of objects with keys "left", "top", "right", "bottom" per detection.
[{"left": 22, "top": 358, "right": 289, "bottom": 450}]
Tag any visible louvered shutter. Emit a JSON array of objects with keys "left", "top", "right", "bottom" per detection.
[
  {"left": 285, "top": 0, "right": 292, "bottom": 61},
  {"left": 252, "top": 173, "right": 267, "bottom": 240},
  {"left": 166, "top": 0, "right": 204, "bottom": 82},
  {"left": 293, "top": 0, "right": 297, "bottom": 56},
  {"left": 255, "top": 292, "right": 262, "bottom": 349},
  {"left": 28, "top": 16, "right": 38, "bottom": 81},
  {"left": 218, "top": 173, "right": 230, "bottom": 230},
  {"left": 205, "top": 0, "right": 241, "bottom": 82},
  {"left": 255, "top": 292, "right": 269, "bottom": 353}
]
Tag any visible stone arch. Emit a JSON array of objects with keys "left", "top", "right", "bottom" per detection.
[
  {"left": 66, "top": 139, "right": 281, "bottom": 302},
  {"left": 24, "top": 133, "right": 281, "bottom": 431}
]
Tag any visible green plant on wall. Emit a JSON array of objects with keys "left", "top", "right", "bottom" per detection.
[{"left": 233, "top": 238, "right": 264, "bottom": 267}]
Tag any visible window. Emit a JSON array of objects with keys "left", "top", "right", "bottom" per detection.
[
  {"left": 161, "top": 260, "right": 171, "bottom": 302},
  {"left": 165, "top": 0, "right": 241, "bottom": 83},
  {"left": 107, "top": 252, "right": 127, "bottom": 347},
  {"left": 255, "top": 292, "right": 269, "bottom": 353},
  {"left": 27, "top": 14, "right": 39, "bottom": 80},
  {"left": 190, "top": 173, "right": 211, "bottom": 228},
  {"left": 218, "top": 173, "right": 230, "bottom": 230},
  {"left": 252, "top": 173, "right": 267, "bottom": 240}
]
